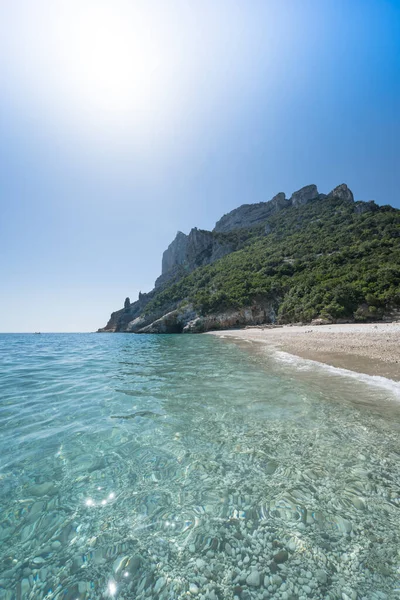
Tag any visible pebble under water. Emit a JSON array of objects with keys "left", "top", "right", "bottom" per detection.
[{"left": 0, "top": 333, "right": 400, "bottom": 600}]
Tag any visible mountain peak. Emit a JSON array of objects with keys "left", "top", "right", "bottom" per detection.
[
  {"left": 328, "top": 183, "right": 354, "bottom": 203},
  {"left": 213, "top": 183, "right": 352, "bottom": 233}
]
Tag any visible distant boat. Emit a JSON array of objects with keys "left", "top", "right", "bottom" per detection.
[{"left": 34, "top": 332, "right": 41, "bottom": 335}]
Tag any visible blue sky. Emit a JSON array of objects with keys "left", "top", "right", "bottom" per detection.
[{"left": 0, "top": 0, "right": 399, "bottom": 332}]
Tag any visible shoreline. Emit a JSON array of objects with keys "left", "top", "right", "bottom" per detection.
[{"left": 207, "top": 322, "right": 400, "bottom": 382}]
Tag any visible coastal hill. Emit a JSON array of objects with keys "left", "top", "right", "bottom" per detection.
[{"left": 99, "top": 184, "right": 400, "bottom": 333}]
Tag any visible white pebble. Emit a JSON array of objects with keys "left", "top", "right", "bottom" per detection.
[{"left": 189, "top": 582, "right": 199, "bottom": 595}]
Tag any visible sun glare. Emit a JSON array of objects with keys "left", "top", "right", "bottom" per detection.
[
  {"left": 3, "top": 1, "right": 250, "bottom": 145},
  {"left": 61, "top": 6, "right": 163, "bottom": 113}
]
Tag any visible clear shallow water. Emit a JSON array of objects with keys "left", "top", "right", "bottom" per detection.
[{"left": 0, "top": 333, "right": 399, "bottom": 600}]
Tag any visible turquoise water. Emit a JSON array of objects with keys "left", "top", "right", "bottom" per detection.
[{"left": 0, "top": 333, "right": 400, "bottom": 600}]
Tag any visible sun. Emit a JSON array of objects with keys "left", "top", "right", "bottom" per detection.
[
  {"left": 56, "top": 4, "right": 165, "bottom": 114},
  {"left": 3, "top": 2, "right": 184, "bottom": 143}
]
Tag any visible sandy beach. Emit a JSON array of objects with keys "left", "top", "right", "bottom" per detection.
[{"left": 208, "top": 322, "right": 400, "bottom": 381}]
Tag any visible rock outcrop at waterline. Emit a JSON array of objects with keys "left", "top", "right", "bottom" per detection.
[
  {"left": 99, "top": 183, "right": 400, "bottom": 333},
  {"left": 134, "top": 302, "right": 277, "bottom": 334}
]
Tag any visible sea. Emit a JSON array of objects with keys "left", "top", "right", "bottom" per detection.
[{"left": 0, "top": 333, "right": 399, "bottom": 600}]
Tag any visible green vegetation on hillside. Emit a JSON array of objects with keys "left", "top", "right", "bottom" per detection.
[{"left": 145, "top": 197, "right": 400, "bottom": 323}]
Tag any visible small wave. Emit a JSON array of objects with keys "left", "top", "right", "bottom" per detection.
[
  {"left": 273, "top": 350, "right": 400, "bottom": 399},
  {"left": 111, "top": 411, "right": 163, "bottom": 420}
]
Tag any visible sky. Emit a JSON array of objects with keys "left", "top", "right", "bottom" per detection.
[{"left": 0, "top": 0, "right": 399, "bottom": 332}]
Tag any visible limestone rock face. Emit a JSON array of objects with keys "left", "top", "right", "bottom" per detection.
[
  {"left": 127, "top": 302, "right": 278, "bottom": 334},
  {"left": 182, "top": 303, "right": 277, "bottom": 333},
  {"left": 156, "top": 227, "right": 234, "bottom": 287},
  {"left": 328, "top": 183, "right": 354, "bottom": 203},
  {"left": 126, "top": 315, "right": 148, "bottom": 332},
  {"left": 98, "top": 308, "right": 123, "bottom": 332},
  {"left": 214, "top": 193, "right": 290, "bottom": 233},
  {"left": 354, "top": 200, "right": 377, "bottom": 214},
  {"left": 213, "top": 202, "right": 268, "bottom": 233},
  {"left": 289, "top": 184, "right": 319, "bottom": 207},
  {"left": 98, "top": 290, "right": 153, "bottom": 332},
  {"left": 136, "top": 305, "right": 197, "bottom": 334},
  {"left": 186, "top": 228, "right": 215, "bottom": 268},
  {"left": 162, "top": 231, "right": 188, "bottom": 274},
  {"left": 214, "top": 186, "right": 322, "bottom": 233},
  {"left": 270, "top": 192, "right": 289, "bottom": 211},
  {"left": 188, "top": 228, "right": 235, "bottom": 267}
]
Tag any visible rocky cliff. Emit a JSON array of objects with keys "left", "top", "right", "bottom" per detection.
[
  {"left": 213, "top": 183, "right": 354, "bottom": 233},
  {"left": 156, "top": 183, "right": 353, "bottom": 287},
  {"left": 99, "top": 183, "right": 400, "bottom": 333},
  {"left": 154, "top": 227, "right": 235, "bottom": 288}
]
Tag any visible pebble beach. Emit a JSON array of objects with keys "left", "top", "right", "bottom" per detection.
[{"left": 208, "top": 323, "right": 400, "bottom": 381}]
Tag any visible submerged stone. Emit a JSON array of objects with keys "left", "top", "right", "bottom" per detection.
[
  {"left": 154, "top": 577, "right": 166, "bottom": 593},
  {"left": 273, "top": 550, "right": 288, "bottom": 564},
  {"left": 246, "top": 570, "right": 260, "bottom": 587},
  {"left": 27, "top": 482, "right": 56, "bottom": 497},
  {"left": 189, "top": 582, "right": 199, "bottom": 595}
]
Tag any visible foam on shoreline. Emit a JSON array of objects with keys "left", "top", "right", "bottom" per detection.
[
  {"left": 272, "top": 349, "right": 400, "bottom": 399},
  {"left": 208, "top": 322, "right": 400, "bottom": 382}
]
